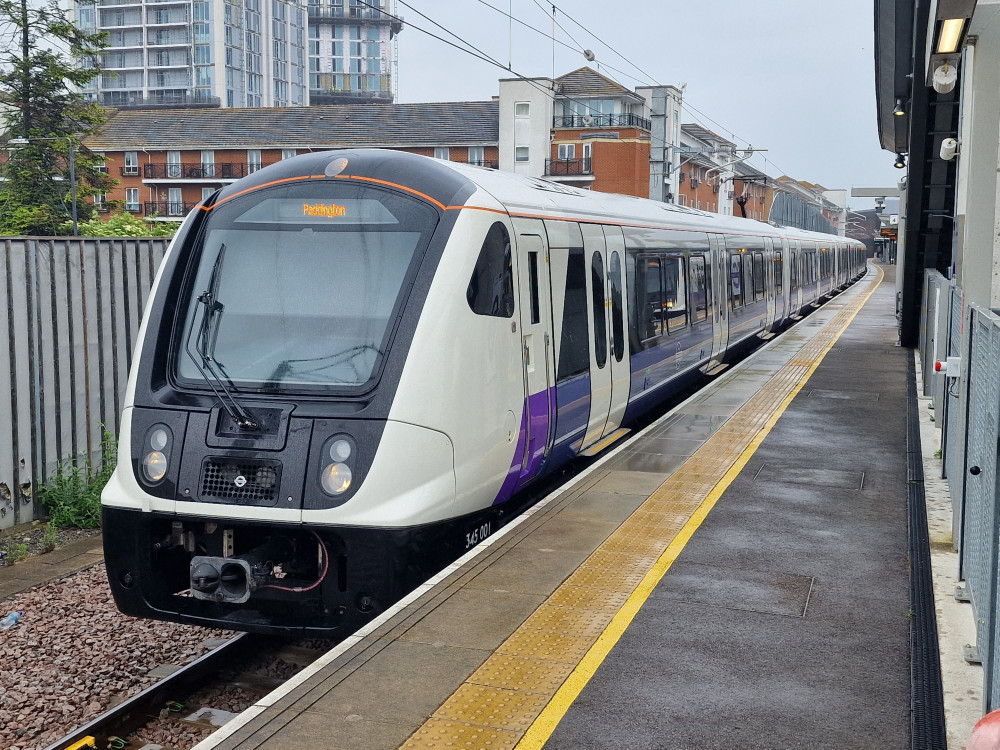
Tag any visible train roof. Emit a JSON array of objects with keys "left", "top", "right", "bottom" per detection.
[
  {"left": 438, "top": 159, "right": 856, "bottom": 246},
  {"left": 209, "top": 149, "right": 859, "bottom": 248}
]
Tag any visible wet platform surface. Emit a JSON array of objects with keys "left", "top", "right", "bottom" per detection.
[{"left": 176, "top": 262, "right": 910, "bottom": 749}]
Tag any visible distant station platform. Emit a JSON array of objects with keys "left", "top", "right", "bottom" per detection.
[{"left": 192, "top": 262, "right": 912, "bottom": 750}]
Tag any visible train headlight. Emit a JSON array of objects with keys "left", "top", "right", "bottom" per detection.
[
  {"left": 319, "top": 435, "right": 357, "bottom": 496},
  {"left": 320, "top": 462, "right": 352, "bottom": 495},
  {"left": 141, "top": 423, "right": 173, "bottom": 484},
  {"left": 142, "top": 451, "right": 168, "bottom": 482},
  {"left": 329, "top": 439, "right": 352, "bottom": 462}
]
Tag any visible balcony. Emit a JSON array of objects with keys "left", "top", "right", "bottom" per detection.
[
  {"left": 144, "top": 163, "right": 251, "bottom": 180},
  {"left": 307, "top": 6, "right": 403, "bottom": 32},
  {"left": 145, "top": 201, "right": 199, "bottom": 217},
  {"left": 545, "top": 158, "right": 592, "bottom": 177},
  {"left": 105, "top": 92, "right": 221, "bottom": 109},
  {"left": 552, "top": 113, "right": 651, "bottom": 130}
]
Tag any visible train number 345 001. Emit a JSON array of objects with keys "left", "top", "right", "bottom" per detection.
[{"left": 465, "top": 522, "right": 492, "bottom": 549}]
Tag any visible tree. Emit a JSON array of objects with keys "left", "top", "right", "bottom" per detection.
[{"left": 0, "top": 0, "right": 113, "bottom": 235}]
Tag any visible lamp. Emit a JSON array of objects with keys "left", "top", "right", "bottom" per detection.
[
  {"left": 937, "top": 17, "right": 966, "bottom": 54},
  {"left": 893, "top": 98, "right": 906, "bottom": 116},
  {"left": 894, "top": 153, "right": 907, "bottom": 169},
  {"left": 925, "top": 0, "right": 978, "bottom": 88}
]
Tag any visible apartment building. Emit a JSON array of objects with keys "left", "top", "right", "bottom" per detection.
[
  {"left": 306, "top": 0, "right": 402, "bottom": 104},
  {"left": 68, "top": 63, "right": 848, "bottom": 232},
  {"left": 674, "top": 124, "right": 737, "bottom": 214},
  {"left": 70, "top": 0, "right": 309, "bottom": 109},
  {"left": 498, "top": 67, "right": 654, "bottom": 198},
  {"left": 731, "top": 161, "right": 771, "bottom": 222},
  {"left": 82, "top": 101, "right": 498, "bottom": 216}
]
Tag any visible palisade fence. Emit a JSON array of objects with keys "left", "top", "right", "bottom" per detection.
[
  {"left": 0, "top": 236, "right": 170, "bottom": 530},
  {"left": 922, "top": 274, "right": 1000, "bottom": 711}
]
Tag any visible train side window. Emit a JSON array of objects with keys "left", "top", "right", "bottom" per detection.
[
  {"left": 527, "top": 250, "right": 540, "bottom": 325},
  {"left": 690, "top": 255, "right": 708, "bottom": 322},
  {"left": 591, "top": 251, "right": 607, "bottom": 368},
  {"left": 729, "top": 254, "right": 743, "bottom": 307},
  {"left": 637, "top": 255, "right": 663, "bottom": 341},
  {"left": 790, "top": 252, "right": 798, "bottom": 290},
  {"left": 774, "top": 251, "right": 783, "bottom": 294},
  {"left": 662, "top": 256, "right": 688, "bottom": 332},
  {"left": 752, "top": 252, "right": 764, "bottom": 300},
  {"left": 467, "top": 222, "right": 514, "bottom": 318},
  {"left": 557, "top": 247, "right": 589, "bottom": 381},
  {"left": 609, "top": 250, "right": 625, "bottom": 362}
]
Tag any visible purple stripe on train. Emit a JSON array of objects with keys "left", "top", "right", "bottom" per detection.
[{"left": 492, "top": 388, "right": 551, "bottom": 505}]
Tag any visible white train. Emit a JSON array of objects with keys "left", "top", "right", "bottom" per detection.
[{"left": 101, "top": 149, "right": 866, "bottom": 635}]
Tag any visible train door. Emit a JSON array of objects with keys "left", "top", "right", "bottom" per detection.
[
  {"left": 764, "top": 238, "right": 777, "bottom": 330},
  {"left": 600, "top": 226, "right": 630, "bottom": 438},
  {"left": 705, "top": 234, "right": 729, "bottom": 372},
  {"left": 774, "top": 238, "right": 788, "bottom": 324},
  {"left": 789, "top": 241, "right": 801, "bottom": 315},
  {"left": 580, "top": 224, "right": 613, "bottom": 450},
  {"left": 513, "top": 220, "right": 555, "bottom": 486}
]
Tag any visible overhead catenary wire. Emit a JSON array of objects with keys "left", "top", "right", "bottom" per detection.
[
  {"left": 475, "top": 0, "right": 779, "bottom": 174},
  {"left": 539, "top": 1, "right": 801, "bottom": 178},
  {"left": 473, "top": 0, "right": 654, "bottom": 90},
  {"left": 365, "top": 0, "right": 795, "bottom": 185}
]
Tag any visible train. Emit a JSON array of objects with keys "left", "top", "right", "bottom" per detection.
[{"left": 101, "top": 149, "right": 866, "bottom": 635}]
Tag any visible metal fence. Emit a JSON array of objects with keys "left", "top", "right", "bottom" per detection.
[
  {"left": 919, "top": 271, "right": 950, "bottom": 409},
  {"left": 0, "top": 236, "right": 169, "bottom": 530},
  {"left": 946, "top": 285, "right": 968, "bottom": 555},
  {"left": 960, "top": 305, "right": 1000, "bottom": 708}
]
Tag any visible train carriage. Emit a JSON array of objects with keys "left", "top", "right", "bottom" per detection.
[{"left": 102, "top": 149, "right": 865, "bottom": 635}]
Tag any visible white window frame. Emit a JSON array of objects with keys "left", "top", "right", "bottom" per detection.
[
  {"left": 123, "top": 151, "right": 139, "bottom": 175},
  {"left": 166, "top": 150, "right": 181, "bottom": 178},
  {"left": 557, "top": 143, "right": 575, "bottom": 160},
  {"left": 125, "top": 187, "right": 140, "bottom": 212},
  {"left": 514, "top": 101, "right": 529, "bottom": 117},
  {"left": 434, "top": 147, "right": 450, "bottom": 160},
  {"left": 281, "top": 148, "right": 296, "bottom": 160},
  {"left": 167, "top": 187, "right": 183, "bottom": 216},
  {"left": 201, "top": 149, "right": 215, "bottom": 177},
  {"left": 468, "top": 146, "right": 484, "bottom": 166},
  {"left": 515, "top": 146, "right": 529, "bottom": 162},
  {"left": 247, "top": 149, "right": 262, "bottom": 173}
]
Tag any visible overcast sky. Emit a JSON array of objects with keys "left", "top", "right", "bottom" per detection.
[{"left": 392, "top": 0, "right": 895, "bottom": 209}]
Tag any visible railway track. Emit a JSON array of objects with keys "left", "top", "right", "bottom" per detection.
[{"left": 43, "top": 633, "right": 330, "bottom": 750}]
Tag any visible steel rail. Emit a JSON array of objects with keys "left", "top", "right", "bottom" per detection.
[{"left": 42, "top": 631, "right": 268, "bottom": 750}]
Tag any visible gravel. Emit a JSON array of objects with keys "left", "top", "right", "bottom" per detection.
[{"left": 0, "top": 563, "right": 229, "bottom": 750}]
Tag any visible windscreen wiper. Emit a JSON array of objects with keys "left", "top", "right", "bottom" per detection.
[{"left": 184, "top": 244, "right": 259, "bottom": 431}]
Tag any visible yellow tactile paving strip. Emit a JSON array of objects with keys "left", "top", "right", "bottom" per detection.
[{"left": 401, "top": 267, "right": 884, "bottom": 750}]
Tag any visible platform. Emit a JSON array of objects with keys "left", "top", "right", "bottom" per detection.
[{"left": 178, "top": 261, "right": 914, "bottom": 749}]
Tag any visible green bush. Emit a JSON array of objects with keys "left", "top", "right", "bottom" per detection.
[
  {"left": 0, "top": 539, "right": 28, "bottom": 565},
  {"left": 77, "top": 211, "right": 178, "bottom": 238},
  {"left": 38, "top": 429, "right": 117, "bottom": 529}
]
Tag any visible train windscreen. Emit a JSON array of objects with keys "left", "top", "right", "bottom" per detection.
[{"left": 173, "top": 181, "right": 438, "bottom": 393}]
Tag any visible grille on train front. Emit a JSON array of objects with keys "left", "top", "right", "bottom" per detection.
[{"left": 200, "top": 458, "right": 282, "bottom": 505}]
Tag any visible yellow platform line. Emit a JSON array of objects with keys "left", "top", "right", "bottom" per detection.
[{"left": 401, "top": 266, "right": 884, "bottom": 750}]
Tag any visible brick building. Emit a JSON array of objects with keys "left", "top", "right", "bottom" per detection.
[
  {"left": 28, "top": 64, "right": 848, "bottom": 231},
  {"left": 498, "top": 67, "right": 652, "bottom": 197},
  {"left": 81, "top": 101, "right": 498, "bottom": 217}
]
